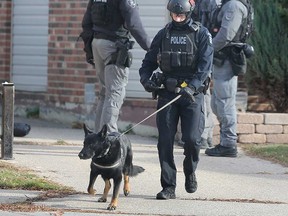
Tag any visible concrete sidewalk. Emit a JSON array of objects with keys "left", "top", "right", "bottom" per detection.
[{"left": 1, "top": 117, "right": 288, "bottom": 215}]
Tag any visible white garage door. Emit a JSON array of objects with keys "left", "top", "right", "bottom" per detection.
[
  {"left": 11, "top": 0, "right": 49, "bottom": 92},
  {"left": 126, "top": 0, "right": 169, "bottom": 98}
]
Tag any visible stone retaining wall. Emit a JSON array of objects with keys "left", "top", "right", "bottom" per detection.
[{"left": 213, "top": 113, "right": 288, "bottom": 144}]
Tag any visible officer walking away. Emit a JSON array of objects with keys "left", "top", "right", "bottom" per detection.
[
  {"left": 139, "top": 0, "right": 213, "bottom": 199},
  {"left": 201, "top": 0, "right": 250, "bottom": 157},
  {"left": 82, "top": 0, "right": 150, "bottom": 133}
]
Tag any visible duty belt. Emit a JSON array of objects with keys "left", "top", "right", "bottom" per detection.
[{"left": 163, "top": 77, "right": 190, "bottom": 93}]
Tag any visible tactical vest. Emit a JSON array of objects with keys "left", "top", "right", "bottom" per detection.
[
  {"left": 207, "top": 0, "right": 254, "bottom": 42},
  {"left": 158, "top": 22, "right": 200, "bottom": 78},
  {"left": 91, "top": 0, "right": 129, "bottom": 39}
]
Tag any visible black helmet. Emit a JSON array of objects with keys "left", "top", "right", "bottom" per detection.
[
  {"left": 167, "top": 0, "right": 195, "bottom": 15},
  {"left": 167, "top": 0, "right": 195, "bottom": 27}
]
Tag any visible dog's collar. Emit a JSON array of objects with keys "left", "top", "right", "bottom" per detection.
[
  {"left": 92, "top": 159, "right": 121, "bottom": 169},
  {"left": 92, "top": 147, "right": 123, "bottom": 169}
]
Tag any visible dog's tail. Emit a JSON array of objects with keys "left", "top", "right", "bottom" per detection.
[{"left": 129, "top": 165, "right": 145, "bottom": 177}]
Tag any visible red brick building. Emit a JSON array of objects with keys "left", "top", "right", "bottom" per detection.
[{"left": 0, "top": 0, "right": 166, "bottom": 134}]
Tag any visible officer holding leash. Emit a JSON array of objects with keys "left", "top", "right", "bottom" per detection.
[
  {"left": 82, "top": 0, "right": 150, "bottom": 133},
  {"left": 139, "top": 0, "right": 213, "bottom": 199}
]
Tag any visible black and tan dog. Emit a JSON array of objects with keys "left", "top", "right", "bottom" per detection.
[{"left": 78, "top": 124, "right": 144, "bottom": 210}]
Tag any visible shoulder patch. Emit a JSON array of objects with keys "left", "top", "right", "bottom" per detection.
[
  {"left": 225, "top": 11, "right": 234, "bottom": 21},
  {"left": 127, "top": 0, "right": 136, "bottom": 8}
]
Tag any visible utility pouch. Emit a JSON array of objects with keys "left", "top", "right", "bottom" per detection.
[
  {"left": 161, "top": 51, "right": 194, "bottom": 69},
  {"left": 181, "top": 52, "right": 187, "bottom": 66},
  {"left": 229, "top": 46, "right": 247, "bottom": 76},
  {"left": 160, "top": 51, "right": 172, "bottom": 71},
  {"left": 186, "top": 53, "right": 194, "bottom": 67},
  {"left": 171, "top": 51, "right": 181, "bottom": 67},
  {"left": 165, "top": 78, "right": 178, "bottom": 93},
  {"left": 116, "top": 48, "right": 128, "bottom": 67},
  {"left": 115, "top": 40, "right": 134, "bottom": 68},
  {"left": 125, "top": 51, "right": 133, "bottom": 68},
  {"left": 213, "top": 51, "right": 226, "bottom": 67}
]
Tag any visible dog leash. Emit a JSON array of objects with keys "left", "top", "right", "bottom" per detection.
[
  {"left": 119, "top": 94, "right": 182, "bottom": 136},
  {"left": 90, "top": 96, "right": 181, "bottom": 168}
]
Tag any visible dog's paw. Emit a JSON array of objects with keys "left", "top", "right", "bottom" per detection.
[
  {"left": 88, "top": 188, "right": 96, "bottom": 195},
  {"left": 123, "top": 189, "right": 130, "bottom": 196},
  {"left": 98, "top": 197, "right": 107, "bottom": 202},
  {"left": 107, "top": 204, "right": 117, "bottom": 210}
]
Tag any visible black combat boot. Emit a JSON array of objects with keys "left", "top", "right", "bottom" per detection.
[
  {"left": 185, "top": 172, "right": 197, "bottom": 193},
  {"left": 156, "top": 187, "right": 176, "bottom": 200},
  {"left": 205, "top": 144, "right": 237, "bottom": 157}
]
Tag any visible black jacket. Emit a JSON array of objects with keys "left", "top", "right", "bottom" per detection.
[
  {"left": 82, "top": 0, "right": 150, "bottom": 51},
  {"left": 139, "top": 20, "right": 214, "bottom": 92}
]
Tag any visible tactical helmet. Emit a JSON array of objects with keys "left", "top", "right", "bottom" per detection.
[
  {"left": 167, "top": 0, "right": 195, "bottom": 15},
  {"left": 167, "top": 0, "right": 195, "bottom": 26}
]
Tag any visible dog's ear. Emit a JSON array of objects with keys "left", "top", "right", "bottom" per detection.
[
  {"left": 99, "top": 124, "right": 108, "bottom": 138},
  {"left": 83, "top": 124, "right": 93, "bottom": 137}
]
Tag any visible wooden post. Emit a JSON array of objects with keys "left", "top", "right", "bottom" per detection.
[{"left": 1, "top": 82, "right": 15, "bottom": 160}]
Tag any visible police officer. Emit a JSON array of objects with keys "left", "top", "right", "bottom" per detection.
[
  {"left": 200, "top": 0, "right": 248, "bottom": 157},
  {"left": 193, "top": 0, "right": 215, "bottom": 149},
  {"left": 139, "top": 0, "right": 213, "bottom": 199},
  {"left": 82, "top": 0, "right": 150, "bottom": 133}
]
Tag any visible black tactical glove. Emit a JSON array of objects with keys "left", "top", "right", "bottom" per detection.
[
  {"left": 87, "top": 58, "right": 95, "bottom": 66},
  {"left": 177, "top": 86, "right": 196, "bottom": 102},
  {"left": 143, "top": 80, "right": 159, "bottom": 93}
]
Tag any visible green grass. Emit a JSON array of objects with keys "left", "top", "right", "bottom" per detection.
[
  {"left": 0, "top": 161, "right": 74, "bottom": 192},
  {"left": 241, "top": 144, "right": 288, "bottom": 167}
]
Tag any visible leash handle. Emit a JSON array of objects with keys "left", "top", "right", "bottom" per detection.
[{"left": 120, "top": 94, "right": 181, "bottom": 136}]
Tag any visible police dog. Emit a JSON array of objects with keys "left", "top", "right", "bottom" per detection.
[{"left": 78, "top": 124, "right": 144, "bottom": 210}]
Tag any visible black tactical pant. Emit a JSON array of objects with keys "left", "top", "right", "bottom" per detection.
[{"left": 156, "top": 90, "right": 204, "bottom": 190}]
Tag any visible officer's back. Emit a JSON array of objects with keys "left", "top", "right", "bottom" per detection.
[{"left": 82, "top": 0, "right": 150, "bottom": 51}]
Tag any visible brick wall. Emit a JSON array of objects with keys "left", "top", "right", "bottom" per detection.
[
  {"left": 0, "top": 0, "right": 11, "bottom": 82},
  {"left": 47, "top": 0, "right": 96, "bottom": 105},
  {"left": 120, "top": 99, "right": 158, "bottom": 127}
]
